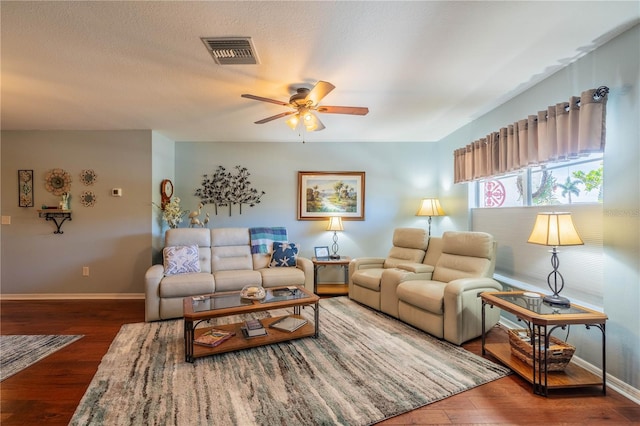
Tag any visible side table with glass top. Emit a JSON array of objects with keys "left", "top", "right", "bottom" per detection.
[{"left": 481, "top": 291, "right": 607, "bottom": 396}]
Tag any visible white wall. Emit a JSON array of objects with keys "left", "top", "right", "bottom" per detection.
[
  {"left": 0, "top": 130, "right": 153, "bottom": 295},
  {"left": 437, "top": 24, "right": 640, "bottom": 391}
]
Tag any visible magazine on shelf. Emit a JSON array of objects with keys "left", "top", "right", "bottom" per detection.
[
  {"left": 194, "top": 328, "right": 235, "bottom": 347},
  {"left": 269, "top": 315, "right": 308, "bottom": 332}
]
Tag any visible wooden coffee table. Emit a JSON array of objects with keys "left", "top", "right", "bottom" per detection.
[{"left": 183, "top": 285, "right": 320, "bottom": 363}]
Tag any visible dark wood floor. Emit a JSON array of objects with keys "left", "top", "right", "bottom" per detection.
[{"left": 1, "top": 299, "right": 638, "bottom": 425}]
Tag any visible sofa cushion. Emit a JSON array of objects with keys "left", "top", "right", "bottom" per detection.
[
  {"left": 213, "top": 270, "right": 262, "bottom": 292},
  {"left": 351, "top": 268, "right": 384, "bottom": 291},
  {"left": 396, "top": 280, "right": 446, "bottom": 314},
  {"left": 259, "top": 267, "right": 305, "bottom": 287},
  {"left": 159, "top": 273, "right": 214, "bottom": 298},
  {"left": 270, "top": 242, "right": 299, "bottom": 267},
  {"left": 212, "top": 246, "right": 253, "bottom": 271},
  {"left": 163, "top": 245, "right": 201, "bottom": 275}
]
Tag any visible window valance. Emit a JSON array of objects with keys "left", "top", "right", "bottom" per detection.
[{"left": 454, "top": 86, "right": 609, "bottom": 183}]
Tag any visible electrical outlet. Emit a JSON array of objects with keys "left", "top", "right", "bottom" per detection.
[{"left": 82, "top": 266, "right": 90, "bottom": 277}]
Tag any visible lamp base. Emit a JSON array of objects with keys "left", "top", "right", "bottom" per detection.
[
  {"left": 329, "top": 254, "right": 341, "bottom": 260},
  {"left": 543, "top": 294, "right": 571, "bottom": 307}
]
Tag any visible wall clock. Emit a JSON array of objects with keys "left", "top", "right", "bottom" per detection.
[{"left": 161, "top": 179, "right": 173, "bottom": 209}]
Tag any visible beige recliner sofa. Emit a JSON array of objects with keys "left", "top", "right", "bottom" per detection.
[
  {"left": 145, "top": 227, "right": 313, "bottom": 321},
  {"left": 349, "top": 228, "right": 429, "bottom": 310},
  {"left": 349, "top": 230, "right": 502, "bottom": 345}
]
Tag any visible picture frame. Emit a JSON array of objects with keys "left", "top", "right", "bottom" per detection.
[
  {"left": 18, "top": 170, "right": 34, "bottom": 207},
  {"left": 298, "top": 171, "right": 365, "bottom": 220},
  {"left": 314, "top": 246, "right": 330, "bottom": 260}
]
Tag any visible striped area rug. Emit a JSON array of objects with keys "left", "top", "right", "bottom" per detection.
[
  {"left": 71, "top": 297, "right": 510, "bottom": 425},
  {"left": 0, "top": 335, "right": 83, "bottom": 381}
]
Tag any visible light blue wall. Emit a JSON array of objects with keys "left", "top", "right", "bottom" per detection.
[
  {"left": 172, "top": 142, "right": 443, "bottom": 263},
  {"left": 437, "top": 25, "right": 640, "bottom": 391}
]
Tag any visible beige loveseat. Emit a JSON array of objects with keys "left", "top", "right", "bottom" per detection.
[
  {"left": 145, "top": 227, "right": 313, "bottom": 321},
  {"left": 349, "top": 229, "right": 502, "bottom": 345}
]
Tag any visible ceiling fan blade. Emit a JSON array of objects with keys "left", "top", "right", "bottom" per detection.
[
  {"left": 254, "top": 111, "right": 296, "bottom": 124},
  {"left": 305, "top": 81, "right": 335, "bottom": 106},
  {"left": 241, "top": 94, "right": 289, "bottom": 106},
  {"left": 316, "top": 106, "right": 369, "bottom": 115}
]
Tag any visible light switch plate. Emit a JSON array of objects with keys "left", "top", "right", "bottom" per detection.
[{"left": 1, "top": 216, "right": 10, "bottom": 225}]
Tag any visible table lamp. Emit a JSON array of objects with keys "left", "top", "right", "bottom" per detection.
[
  {"left": 327, "top": 216, "right": 344, "bottom": 259},
  {"left": 527, "top": 212, "right": 583, "bottom": 307},
  {"left": 416, "top": 198, "right": 445, "bottom": 236}
]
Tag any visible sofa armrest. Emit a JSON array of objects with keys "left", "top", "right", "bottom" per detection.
[
  {"left": 443, "top": 278, "right": 503, "bottom": 345},
  {"left": 348, "top": 257, "right": 385, "bottom": 286},
  {"left": 296, "top": 256, "right": 314, "bottom": 292},
  {"left": 397, "top": 262, "right": 435, "bottom": 274},
  {"left": 145, "top": 264, "right": 165, "bottom": 322}
]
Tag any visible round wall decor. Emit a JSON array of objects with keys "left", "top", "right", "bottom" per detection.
[
  {"left": 44, "top": 168, "right": 72, "bottom": 196},
  {"left": 80, "top": 169, "right": 97, "bottom": 186},
  {"left": 80, "top": 190, "right": 97, "bottom": 207}
]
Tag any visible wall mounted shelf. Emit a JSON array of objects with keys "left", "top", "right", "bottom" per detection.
[{"left": 38, "top": 209, "right": 72, "bottom": 234}]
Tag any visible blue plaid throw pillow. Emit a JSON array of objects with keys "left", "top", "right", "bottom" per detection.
[{"left": 270, "top": 242, "right": 299, "bottom": 267}]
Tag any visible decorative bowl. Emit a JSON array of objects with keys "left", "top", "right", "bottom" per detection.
[{"left": 240, "top": 285, "right": 266, "bottom": 300}]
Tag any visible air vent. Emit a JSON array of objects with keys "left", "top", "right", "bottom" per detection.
[{"left": 201, "top": 37, "right": 259, "bottom": 65}]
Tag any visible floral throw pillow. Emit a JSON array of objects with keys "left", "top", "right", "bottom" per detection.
[
  {"left": 163, "top": 245, "right": 201, "bottom": 275},
  {"left": 269, "top": 242, "right": 299, "bottom": 267}
]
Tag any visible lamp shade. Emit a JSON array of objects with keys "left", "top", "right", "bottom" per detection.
[
  {"left": 416, "top": 198, "right": 445, "bottom": 217},
  {"left": 527, "top": 212, "right": 584, "bottom": 246},
  {"left": 326, "top": 216, "right": 344, "bottom": 231}
]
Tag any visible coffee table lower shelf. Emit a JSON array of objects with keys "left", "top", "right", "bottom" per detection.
[
  {"left": 485, "top": 342, "right": 603, "bottom": 389},
  {"left": 187, "top": 314, "right": 315, "bottom": 362}
]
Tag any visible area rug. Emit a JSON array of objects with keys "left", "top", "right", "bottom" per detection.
[
  {"left": 71, "top": 297, "right": 510, "bottom": 425},
  {"left": 0, "top": 334, "right": 83, "bottom": 381}
]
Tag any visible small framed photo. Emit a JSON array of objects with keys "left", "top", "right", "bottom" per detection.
[{"left": 314, "top": 246, "right": 330, "bottom": 260}]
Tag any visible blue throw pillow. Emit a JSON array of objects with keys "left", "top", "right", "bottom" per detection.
[{"left": 270, "top": 242, "right": 299, "bottom": 267}]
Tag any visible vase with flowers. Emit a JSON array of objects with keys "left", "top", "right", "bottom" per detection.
[{"left": 154, "top": 196, "right": 189, "bottom": 228}]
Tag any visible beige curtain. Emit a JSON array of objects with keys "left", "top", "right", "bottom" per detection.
[{"left": 454, "top": 87, "right": 608, "bottom": 183}]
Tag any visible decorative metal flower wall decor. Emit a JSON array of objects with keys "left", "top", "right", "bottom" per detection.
[
  {"left": 44, "top": 168, "right": 72, "bottom": 196},
  {"left": 195, "top": 165, "right": 265, "bottom": 216},
  {"left": 19, "top": 170, "right": 34, "bottom": 207},
  {"left": 80, "top": 169, "right": 97, "bottom": 185},
  {"left": 80, "top": 190, "right": 97, "bottom": 207}
]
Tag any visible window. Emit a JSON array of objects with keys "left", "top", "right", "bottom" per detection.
[{"left": 475, "top": 153, "right": 603, "bottom": 208}]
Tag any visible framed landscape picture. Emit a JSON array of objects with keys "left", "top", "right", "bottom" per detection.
[{"left": 298, "top": 171, "right": 365, "bottom": 220}]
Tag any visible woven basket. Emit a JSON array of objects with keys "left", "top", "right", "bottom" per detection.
[{"left": 508, "top": 328, "right": 575, "bottom": 372}]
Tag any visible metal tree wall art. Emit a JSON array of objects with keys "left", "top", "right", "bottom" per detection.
[{"left": 195, "top": 165, "right": 265, "bottom": 216}]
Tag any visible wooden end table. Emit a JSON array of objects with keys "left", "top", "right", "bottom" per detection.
[
  {"left": 312, "top": 256, "right": 351, "bottom": 295},
  {"left": 183, "top": 286, "right": 319, "bottom": 363},
  {"left": 481, "top": 291, "right": 607, "bottom": 396}
]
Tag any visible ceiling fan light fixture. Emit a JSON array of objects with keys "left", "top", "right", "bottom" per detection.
[{"left": 286, "top": 114, "right": 299, "bottom": 130}]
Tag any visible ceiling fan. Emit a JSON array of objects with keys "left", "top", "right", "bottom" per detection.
[{"left": 241, "top": 81, "right": 369, "bottom": 132}]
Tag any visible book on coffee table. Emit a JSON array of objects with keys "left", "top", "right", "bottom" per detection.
[
  {"left": 269, "top": 316, "right": 308, "bottom": 332},
  {"left": 194, "top": 328, "right": 235, "bottom": 347},
  {"left": 241, "top": 319, "right": 268, "bottom": 338}
]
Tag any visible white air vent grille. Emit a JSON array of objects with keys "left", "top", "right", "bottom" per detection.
[{"left": 201, "top": 37, "right": 259, "bottom": 65}]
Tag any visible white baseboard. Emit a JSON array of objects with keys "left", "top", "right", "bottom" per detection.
[
  {"left": 0, "top": 293, "right": 145, "bottom": 300},
  {"left": 498, "top": 318, "right": 640, "bottom": 405}
]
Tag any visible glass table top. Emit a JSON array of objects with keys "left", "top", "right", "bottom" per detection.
[
  {"left": 190, "top": 287, "right": 311, "bottom": 312},
  {"left": 493, "top": 293, "right": 590, "bottom": 315},
  {"left": 191, "top": 293, "right": 252, "bottom": 312}
]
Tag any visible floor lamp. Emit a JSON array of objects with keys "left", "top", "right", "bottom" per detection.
[
  {"left": 416, "top": 198, "right": 445, "bottom": 236},
  {"left": 527, "top": 212, "right": 583, "bottom": 307}
]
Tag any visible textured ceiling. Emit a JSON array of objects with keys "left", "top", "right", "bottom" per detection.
[{"left": 1, "top": 1, "right": 638, "bottom": 143}]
